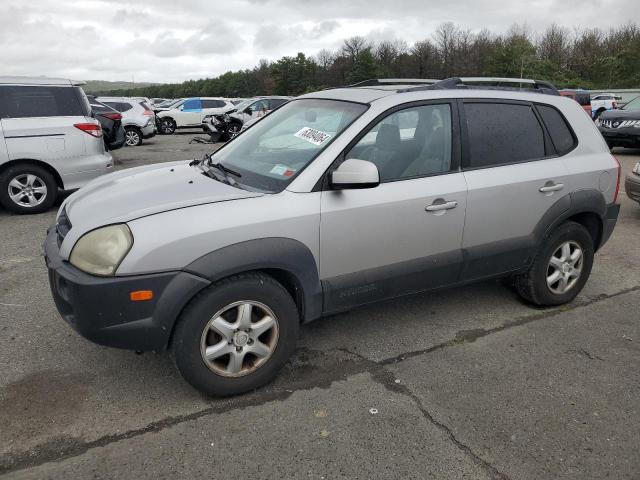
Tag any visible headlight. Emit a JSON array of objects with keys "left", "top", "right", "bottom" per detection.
[
  {"left": 70, "top": 224, "right": 133, "bottom": 276},
  {"left": 633, "top": 162, "right": 640, "bottom": 175}
]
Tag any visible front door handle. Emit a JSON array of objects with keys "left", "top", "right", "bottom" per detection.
[
  {"left": 425, "top": 200, "right": 458, "bottom": 212},
  {"left": 539, "top": 182, "right": 564, "bottom": 193}
]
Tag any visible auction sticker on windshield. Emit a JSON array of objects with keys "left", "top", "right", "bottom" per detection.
[{"left": 294, "top": 127, "right": 331, "bottom": 146}]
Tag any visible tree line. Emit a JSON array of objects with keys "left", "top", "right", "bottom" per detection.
[{"left": 98, "top": 22, "right": 640, "bottom": 98}]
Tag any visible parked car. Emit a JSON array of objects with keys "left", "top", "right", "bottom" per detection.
[
  {"left": 97, "top": 97, "right": 156, "bottom": 146},
  {"left": 228, "top": 96, "right": 291, "bottom": 125},
  {"left": 156, "top": 97, "right": 235, "bottom": 134},
  {"left": 151, "top": 98, "right": 168, "bottom": 106},
  {"left": 87, "top": 96, "right": 125, "bottom": 151},
  {"left": 0, "top": 76, "right": 113, "bottom": 214},
  {"left": 45, "top": 77, "right": 620, "bottom": 396},
  {"left": 596, "top": 95, "right": 640, "bottom": 150},
  {"left": 153, "top": 98, "right": 183, "bottom": 112},
  {"left": 559, "top": 89, "right": 592, "bottom": 117},
  {"left": 625, "top": 162, "right": 640, "bottom": 205},
  {"left": 202, "top": 97, "right": 291, "bottom": 141},
  {"left": 591, "top": 93, "right": 621, "bottom": 119}
]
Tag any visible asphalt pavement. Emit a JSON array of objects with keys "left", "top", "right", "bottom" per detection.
[{"left": 0, "top": 134, "right": 638, "bottom": 479}]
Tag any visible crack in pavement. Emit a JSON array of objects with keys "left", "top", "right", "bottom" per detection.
[{"left": 3, "top": 284, "right": 639, "bottom": 476}]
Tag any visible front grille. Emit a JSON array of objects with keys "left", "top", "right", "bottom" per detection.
[
  {"left": 601, "top": 118, "right": 640, "bottom": 129},
  {"left": 56, "top": 207, "right": 72, "bottom": 246}
]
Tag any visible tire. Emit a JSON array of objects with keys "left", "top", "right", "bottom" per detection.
[
  {"left": 227, "top": 122, "right": 242, "bottom": 139},
  {"left": 159, "top": 118, "right": 176, "bottom": 135},
  {"left": 515, "top": 221, "right": 594, "bottom": 306},
  {"left": 0, "top": 164, "right": 57, "bottom": 214},
  {"left": 172, "top": 273, "right": 300, "bottom": 396},
  {"left": 124, "top": 127, "right": 143, "bottom": 147}
]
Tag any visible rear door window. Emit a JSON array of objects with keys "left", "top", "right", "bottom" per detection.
[
  {"left": 536, "top": 105, "right": 576, "bottom": 155},
  {"left": 464, "top": 102, "right": 545, "bottom": 168},
  {"left": 0, "top": 85, "right": 86, "bottom": 118},
  {"left": 202, "top": 99, "right": 226, "bottom": 108}
]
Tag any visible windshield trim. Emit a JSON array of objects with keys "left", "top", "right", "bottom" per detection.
[{"left": 209, "top": 97, "right": 370, "bottom": 193}]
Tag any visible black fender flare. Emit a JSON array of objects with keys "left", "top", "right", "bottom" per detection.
[
  {"left": 533, "top": 189, "right": 607, "bottom": 250},
  {"left": 184, "top": 238, "right": 323, "bottom": 322}
]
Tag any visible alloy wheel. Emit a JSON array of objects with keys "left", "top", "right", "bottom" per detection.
[
  {"left": 200, "top": 301, "right": 279, "bottom": 377},
  {"left": 7, "top": 174, "right": 47, "bottom": 208},
  {"left": 546, "top": 240, "right": 583, "bottom": 294},
  {"left": 125, "top": 130, "right": 140, "bottom": 146}
]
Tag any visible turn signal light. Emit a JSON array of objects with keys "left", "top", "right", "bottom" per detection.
[{"left": 130, "top": 290, "right": 153, "bottom": 301}]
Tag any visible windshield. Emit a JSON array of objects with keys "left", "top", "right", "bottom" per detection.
[
  {"left": 210, "top": 98, "right": 367, "bottom": 192},
  {"left": 233, "top": 99, "right": 256, "bottom": 112},
  {"left": 622, "top": 96, "right": 640, "bottom": 111}
]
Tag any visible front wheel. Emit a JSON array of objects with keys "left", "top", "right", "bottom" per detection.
[
  {"left": 227, "top": 122, "right": 242, "bottom": 139},
  {"left": 0, "top": 164, "right": 57, "bottom": 214},
  {"left": 159, "top": 118, "right": 176, "bottom": 135},
  {"left": 515, "top": 221, "right": 594, "bottom": 306},
  {"left": 172, "top": 273, "right": 299, "bottom": 396}
]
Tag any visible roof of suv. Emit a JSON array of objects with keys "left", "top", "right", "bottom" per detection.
[{"left": 0, "top": 76, "right": 85, "bottom": 86}]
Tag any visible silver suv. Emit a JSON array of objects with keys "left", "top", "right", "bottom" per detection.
[
  {"left": 44, "top": 78, "right": 621, "bottom": 396},
  {"left": 97, "top": 97, "right": 156, "bottom": 147},
  {"left": 0, "top": 76, "right": 113, "bottom": 214}
]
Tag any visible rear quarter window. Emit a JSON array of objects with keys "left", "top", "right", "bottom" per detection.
[
  {"left": 536, "top": 104, "right": 576, "bottom": 155},
  {"left": 464, "top": 102, "right": 545, "bottom": 168},
  {"left": 0, "top": 85, "right": 87, "bottom": 118}
]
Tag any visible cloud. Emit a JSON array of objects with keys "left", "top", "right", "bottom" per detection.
[{"left": 0, "top": 0, "right": 636, "bottom": 82}]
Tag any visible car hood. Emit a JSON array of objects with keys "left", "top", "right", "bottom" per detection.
[
  {"left": 63, "top": 161, "right": 262, "bottom": 230},
  {"left": 600, "top": 109, "right": 640, "bottom": 120}
]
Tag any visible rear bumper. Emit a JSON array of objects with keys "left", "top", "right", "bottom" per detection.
[
  {"left": 625, "top": 174, "right": 640, "bottom": 203},
  {"left": 142, "top": 123, "right": 156, "bottom": 139},
  {"left": 60, "top": 152, "right": 114, "bottom": 190},
  {"left": 43, "top": 227, "right": 210, "bottom": 351},
  {"left": 600, "top": 203, "right": 620, "bottom": 248}
]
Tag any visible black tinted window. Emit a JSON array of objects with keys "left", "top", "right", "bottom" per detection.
[
  {"left": 202, "top": 99, "right": 225, "bottom": 108},
  {"left": 537, "top": 105, "right": 575, "bottom": 154},
  {"left": 465, "top": 102, "right": 545, "bottom": 168},
  {"left": 269, "top": 98, "right": 288, "bottom": 109},
  {"left": 0, "top": 85, "right": 86, "bottom": 118}
]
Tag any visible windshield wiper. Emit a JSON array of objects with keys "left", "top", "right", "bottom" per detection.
[{"left": 210, "top": 162, "right": 242, "bottom": 178}]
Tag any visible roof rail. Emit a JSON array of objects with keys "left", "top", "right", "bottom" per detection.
[
  {"left": 348, "top": 78, "right": 440, "bottom": 87},
  {"left": 399, "top": 77, "right": 560, "bottom": 95}
]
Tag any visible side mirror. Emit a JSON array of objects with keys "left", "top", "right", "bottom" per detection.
[
  {"left": 243, "top": 107, "right": 252, "bottom": 114},
  {"left": 330, "top": 159, "right": 380, "bottom": 190}
]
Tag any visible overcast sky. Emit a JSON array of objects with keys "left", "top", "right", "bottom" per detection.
[{"left": 1, "top": 0, "right": 636, "bottom": 83}]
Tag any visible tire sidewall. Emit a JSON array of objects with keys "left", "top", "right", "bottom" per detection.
[
  {"left": 532, "top": 223, "right": 594, "bottom": 305},
  {"left": 172, "top": 275, "right": 299, "bottom": 396},
  {"left": 0, "top": 164, "right": 57, "bottom": 214}
]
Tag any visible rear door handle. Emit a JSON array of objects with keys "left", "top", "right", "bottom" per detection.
[
  {"left": 425, "top": 200, "right": 458, "bottom": 212},
  {"left": 539, "top": 183, "right": 564, "bottom": 193}
]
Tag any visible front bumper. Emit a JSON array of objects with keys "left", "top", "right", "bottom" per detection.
[
  {"left": 598, "top": 127, "right": 640, "bottom": 147},
  {"left": 44, "top": 227, "right": 210, "bottom": 351},
  {"left": 625, "top": 173, "right": 640, "bottom": 203}
]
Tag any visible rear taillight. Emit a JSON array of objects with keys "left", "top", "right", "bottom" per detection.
[
  {"left": 74, "top": 122, "right": 103, "bottom": 138},
  {"left": 102, "top": 112, "right": 122, "bottom": 121},
  {"left": 612, "top": 154, "right": 621, "bottom": 203},
  {"left": 143, "top": 110, "right": 154, "bottom": 117}
]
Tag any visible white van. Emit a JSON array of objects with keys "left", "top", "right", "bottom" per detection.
[{"left": 0, "top": 76, "right": 113, "bottom": 214}]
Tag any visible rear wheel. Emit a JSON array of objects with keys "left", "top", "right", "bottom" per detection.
[
  {"left": 124, "top": 127, "right": 142, "bottom": 146},
  {"left": 172, "top": 273, "right": 299, "bottom": 396},
  {"left": 0, "top": 164, "right": 57, "bottom": 214},
  {"left": 515, "top": 221, "right": 594, "bottom": 306}
]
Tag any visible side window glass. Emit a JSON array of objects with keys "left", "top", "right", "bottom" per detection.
[
  {"left": 182, "top": 99, "right": 201, "bottom": 110},
  {"left": 0, "top": 86, "right": 83, "bottom": 118},
  {"left": 537, "top": 105, "right": 576, "bottom": 155},
  {"left": 465, "top": 102, "right": 545, "bottom": 168},
  {"left": 345, "top": 104, "right": 452, "bottom": 182}
]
